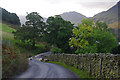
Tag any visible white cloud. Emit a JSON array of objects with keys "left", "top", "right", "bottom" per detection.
[{"left": 0, "top": 0, "right": 119, "bottom": 18}]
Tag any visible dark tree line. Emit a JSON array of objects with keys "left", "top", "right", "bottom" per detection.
[{"left": 0, "top": 7, "right": 21, "bottom": 26}]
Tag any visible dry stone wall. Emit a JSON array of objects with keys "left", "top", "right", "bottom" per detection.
[{"left": 45, "top": 53, "right": 120, "bottom": 78}]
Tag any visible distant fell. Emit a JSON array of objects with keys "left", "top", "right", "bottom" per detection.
[
  {"left": 60, "top": 11, "right": 87, "bottom": 26},
  {"left": 92, "top": 1, "right": 120, "bottom": 24}
]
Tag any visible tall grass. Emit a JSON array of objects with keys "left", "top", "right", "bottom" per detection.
[
  {"left": 2, "top": 44, "right": 28, "bottom": 78},
  {"left": 1, "top": 24, "right": 29, "bottom": 78}
]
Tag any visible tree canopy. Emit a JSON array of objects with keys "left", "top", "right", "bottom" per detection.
[
  {"left": 69, "top": 19, "right": 117, "bottom": 54},
  {"left": 45, "top": 15, "right": 74, "bottom": 53},
  {"left": 13, "top": 12, "right": 45, "bottom": 48}
]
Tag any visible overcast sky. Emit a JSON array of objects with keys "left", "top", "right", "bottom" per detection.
[{"left": 0, "top": 0, "right": 119, "bottom": 18}]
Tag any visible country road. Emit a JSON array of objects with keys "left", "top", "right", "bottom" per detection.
[{"left": 13, "top": 52, "right": 80, "bottom": 79}]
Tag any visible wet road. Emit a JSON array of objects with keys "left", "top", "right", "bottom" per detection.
[
  {"left": 15, "top": 60, "right": 79, "bottom": 78},
  {"left": 14, "top": 52, "right": 80, "bottom": 78}
]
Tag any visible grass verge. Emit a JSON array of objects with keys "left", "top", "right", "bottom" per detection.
[{"left": 47, "top": 61, "right": 94, "bottom": 79}]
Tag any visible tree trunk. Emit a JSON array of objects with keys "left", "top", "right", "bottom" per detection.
[{"left": 32, "top": 39, "right": 35, "bottom": 49}]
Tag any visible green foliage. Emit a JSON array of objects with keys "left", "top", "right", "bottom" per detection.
[
  {"left": 111, "top": 45, "right": 120, "bottom": 54},
  {"left": 96, "top": 21, "right": 107, "bottom": 30},
  {"left": 96, "top": 21, "right": 113, "bottom": 32},
  {"left": 13, "top": 26, "right": 33, "bottom": 43},
  {"left": 50, "top": 45, "right": 62, "bottom": 53},
  {"left": 13, "top": 12, "right": 45, "bottom": 48},
  {"left": 93, "top": 28, "right": 117, "bottom": 53},
  {"left": 33, "top": 43, "right": 50, "bottom": 55},
  {"left": 80, "top": 19, "right": 93, "bottom": 27},
  {"left": 45, "top": 15, "right": 74, "bottom": 53},
  {"left": 2, "top": 23, "right": 49, "bottom": 58},
  {"left": 69, "top": 19, "right": 117, "bottom": 54}
]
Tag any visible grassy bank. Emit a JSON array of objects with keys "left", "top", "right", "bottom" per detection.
[
  {"left": 1, "top": 23, "right": 28, "bottom": 78},
  {"left": 47, "top": 61, "right": 94, "bottom": 78},
  {"left": 1, "top": 23, "right": 50, "bottom": 57},
  {"left": 1, "top": 23, "right": 50, "bottom": 78}
]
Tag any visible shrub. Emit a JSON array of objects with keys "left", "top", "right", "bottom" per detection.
[
  {"left": 34, "top": 42, "right": 50, "bottom": 55},
  {"left": 50, "top": 45, "right": 62, "bottom": 54},
  {"left": 111, "top": 45, "right": 120, "bottom": 54},
  {"left": 2, "top": 45, "right": 28, "bottom": 78}
]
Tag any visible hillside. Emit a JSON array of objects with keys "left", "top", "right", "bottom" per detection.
[
  {"left": 0, "top": 7, "right": 21, "bottom": 26},
  {"left": 1, "top": 23, "right": 16, "bottom": 40},
  {"left": 60, "top": 11, "right": 87, "bottom": 26},
  {"left": 92, "top": 1, "right": 120, "bottom": 25},
  {"left": 1, "top": 23, "right": 16, "bottom": 33},
  {"left": 1, "top": 23, "right": 29, "bottom": 78},
  {"left": 108, "top": 21, "right": 120, "bottom": 29}
]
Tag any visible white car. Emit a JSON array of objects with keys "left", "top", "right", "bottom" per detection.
[
  {"left": 39, "top": 58, "right": 42, "bottom": 61},
  {"left": 29, "top": 57, "right": 33, "bottom": 60}
]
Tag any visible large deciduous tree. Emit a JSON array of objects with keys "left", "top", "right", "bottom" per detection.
[
  {"left": 69, "top": 19, "right": 117, "bottom": 54},
  {"left": 45, "top": 15, "right": 74, "bottom": 53},
  {"left": 13, "top": 12, "right": 45, "bottom": 48}
]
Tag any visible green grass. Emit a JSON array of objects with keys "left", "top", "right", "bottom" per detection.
[
  {"left": 0, "top": 23, "right": 16, "bottom": 33},
  {"left": 1, "top": 23, "right": 31, "bottom": 56},
  {"left": 0, "top": 23, "right": 16, "bottom": 41},
  {"left": 47, "top": 61, "right": 94, "bottom": 79}
]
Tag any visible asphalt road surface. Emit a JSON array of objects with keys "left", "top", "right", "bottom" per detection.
[
  {"left": 35, "top": 52, "right": 51, "bottom": 58},
  {"left": 13, "top": 52, "right": 80, "bottom": 79}
]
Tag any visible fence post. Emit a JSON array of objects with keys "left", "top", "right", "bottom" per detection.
[
  {"left": 100, "top": 57, "right": 103, "bottom": 77},
  {"left": 9, "top": 40, "right": 11, "bottom": 46},
  {"left": 76, "top": 55, "right": 79, "bottom": 69},
  {"left": 89, "top": 54, "right": 92, "bottom": 76}
]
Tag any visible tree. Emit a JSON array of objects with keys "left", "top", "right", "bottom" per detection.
[
  {"left": 96, "top": 21, "right": 114, "bottom": 32},
  {"left": 93, "top": 28, "right": 117, "bottom": 53},
  {"left": 45, "top": 15, "right": 74, "bottom": 53},
  {"left": 69, "top": 19, "right": 117, "bottom": 54},
  {"left": 13, "top": 12, "right": 45, "bottom": 48}
]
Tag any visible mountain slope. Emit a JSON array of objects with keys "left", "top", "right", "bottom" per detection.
[
  {"left": 0, "top": 7, "right": 21, "bottom": 26},
  {"left": 60, "top": 11, "right": 87, "bottom": 26},
  {"left": 92, "top": 1, "right": 120, "bottom": 24},
  {"left": 18, "top": 11, "right": 87, "bottom": 26}
]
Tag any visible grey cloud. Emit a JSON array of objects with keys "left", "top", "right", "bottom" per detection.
[
  {"left": 44, "top": 0, "right": 63, "bottom": 4},
  {"left": 79, "top": 2, "right": 117, "bottom": 9}
]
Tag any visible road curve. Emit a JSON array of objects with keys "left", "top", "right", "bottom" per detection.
[{"left": 14, "top": 59, "right": 79, "bottom": 78}]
